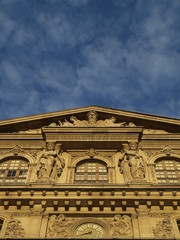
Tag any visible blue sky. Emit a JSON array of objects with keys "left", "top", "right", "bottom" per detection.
[{"left": 0, "top": 0, "right": 180, "bottom": 120}]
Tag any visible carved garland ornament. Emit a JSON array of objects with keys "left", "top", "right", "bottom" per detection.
[{"left": 153, "top": 218, "right": 174, "bottom": 238}]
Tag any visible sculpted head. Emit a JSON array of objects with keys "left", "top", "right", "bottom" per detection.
[
  {"left": 70, "top": 116, "right": 77, "bottom": 122},
  {"left": 129, "top": 142, "right": 138, "bottom": 151},
  {"left": 114, "top": 215, "right": 121, "bottom": 221},
  {"left": 110, "top": 116, "right": 116, "bottom": 123},
  {"left": 87, "top": 110, "right": 98, "bottom": 122},
  {"left": 47, "top": 142, "right": 55, "bottom": 151},
  {"left": 122, "top": 144, "right": 129, "bottom": 152}
]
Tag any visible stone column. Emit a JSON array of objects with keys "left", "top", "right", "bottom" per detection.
[
  {"left": 131, "top": 213, "right": 140, "bottom": 238},
  {"left": 137, "top": 209, "right": 153, "bottom": 238},
  {"left": 39, "top": 214, "right": 48, "bottom": 238}
]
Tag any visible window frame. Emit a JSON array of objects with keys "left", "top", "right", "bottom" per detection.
[
  {"left": 0, "top": 157, "right": 29, "bottom": 184},
  {"left": 155, "top": 157, "right": 180, "bottom": 184},
  {"left": 74, "top": 160, "right": 108, "bottom": 184}
]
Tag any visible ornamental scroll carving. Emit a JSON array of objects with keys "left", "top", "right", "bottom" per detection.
[
  {"left": 36, "top": 143, "right": 65, "bottom": 182},
  {"left": 110, "top": 215, "right": 133, "bottom": 238},
  {"left": 119, "top": 142, "right": 148, "bottom": 183},
  {"left": 153, "top": 218, "right": 174, "bottom": 238},
  {"left": 49, "top": 110, "right": 136, "bottom": 127},
  {"left": 4, "top": 217, "right": 25, "bottom": 238},
  {"left": 46, "top": 214, "right": 73, "bottom": 238}
]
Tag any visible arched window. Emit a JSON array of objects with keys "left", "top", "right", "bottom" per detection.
[
  {"left": 75, "top": 160, "right": 108, "bottom": 183},
  {"left": 155, "top": 158, "right": 180, "bottom": 184},
  {"left": 0, "top": 219, "right": 3, "bottom": 233},
  {"left": 0, "top": 157, "right": 28, "bottom": 183}
]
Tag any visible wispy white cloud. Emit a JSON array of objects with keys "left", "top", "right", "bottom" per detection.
[{"left": 0, "top": 0, "right": 180, "bottom": 119}]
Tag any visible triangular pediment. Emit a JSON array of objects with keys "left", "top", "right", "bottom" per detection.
[{"left": 0, "top": 105, "right": 180, "bottom": 133}]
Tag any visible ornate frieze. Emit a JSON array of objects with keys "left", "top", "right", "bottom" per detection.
[
  {"left": 149, "top": 212, "right": 173, "bottom": 218},
  {"left": 68, "top": 149, "right": 116, "bottom": 163}
]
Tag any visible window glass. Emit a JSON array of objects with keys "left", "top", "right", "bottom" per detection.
[
  {"left": 75, "top": 160, "right": 108, "bottom": 183},
  {"left": 177, "top": 220, "right": 180, "bottom": 232},
  {"left": 0, "top": 158, "right": 28, "bottom": 183},
  {"left": 0, "top": 219, "right": 3, "bottom": 232},
  {"left": 155, "top": 158, "right": 180, "bottom": 184}
]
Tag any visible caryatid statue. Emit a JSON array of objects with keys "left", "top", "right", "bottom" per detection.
[
  {"left": 119, "top": 142, "right": 148, "bottom": 182},
  {"left": 118, "top": 144, "right": 132, "bottom": 182},
  {"left": 36, "top": 142, "right": 65, "bottom": 181}
]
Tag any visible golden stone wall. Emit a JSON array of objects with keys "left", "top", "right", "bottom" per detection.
[{"left": 0, "top": 107, "right": 180, "bottom": 239}]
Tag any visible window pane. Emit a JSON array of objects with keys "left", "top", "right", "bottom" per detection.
[
  {"left": 0, "top": 159, "right": 28, "bottom": 183},
  {"left": 177, "top": 220, "right": 180, "bottom": 232},
  {"left": 156, "top": 159, "right": 180, "bottom": 184},
  {"left": 0, "top": 219, "right": 3, "bottom": 232},
  {"left": 75, "top": 161, "right": 108, "bottom": 184}
]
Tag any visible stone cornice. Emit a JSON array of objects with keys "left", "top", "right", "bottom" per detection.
[
  {"left": 0, "top": 134, "right": 43, "bottom": 140},
  {"left": 142, "top": 134, "right": 180, "bottom": 140},
  {"left": 0, "top": 106, "right": 179, "bottom": 127}
]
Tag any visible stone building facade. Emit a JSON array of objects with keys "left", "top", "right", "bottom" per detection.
[{"left": 0, "top": 106, "right": 180, "bottom": 239}]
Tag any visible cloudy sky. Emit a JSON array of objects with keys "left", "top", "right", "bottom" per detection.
[{"left": 0, "top": 0, "right": 180, "bottom": 120}]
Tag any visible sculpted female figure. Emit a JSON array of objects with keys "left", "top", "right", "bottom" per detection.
[
  {"left": 119, "top": 144, "right": 132, "bottom": 182},
  {"left": 128, "top": 142, "right": 147, "bottom": 180},
  {"left": 36, "top": 142, "right": 65, "bottom": 181}
]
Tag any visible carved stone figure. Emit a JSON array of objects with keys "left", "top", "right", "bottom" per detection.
[
  {"left": 128, "top": 142, "right": 147, "bottom": 181},
  {"left": 59, "top": 119, "right": 73, "bottom": 127},
  {"left": 119, "top": 142, "right": 148, "bottom": 182},
  {"left": 70, "top": 116, "right": 88, "bottom": 127},
  {"left": 143, "top": 128, "right": 168, "bottom": 134},
  {"left": 110, "top": 215, "right": 133, "bottom": 237},
  {"left": 36, "top": 143, "right": 65, "bottom": 181},
  {"left": 119, "top": 144, "right": 132, "bottom": 182},
  {"left": 153, "top": 218, "right": 174, "bottom": 238},
  {"left": 4, "top": 217, "right": 25, "bottom": 238},
  {"left": 46, "top": 214, "right": 72, "bottom": 238},
  {"left": 87, "top": 110, "right": 98, "bottom": 126},
  {"left": 97, "top": 116, "right": 126, "bottom": 127}
]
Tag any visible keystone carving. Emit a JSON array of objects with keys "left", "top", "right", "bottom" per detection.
[
  {"left": 49, "top": 111, "right": 136, "bottom": 127},
  {"left": 119, "top": 142, "right": 148, "bottom": 183},
  {"left": 46, "top": 214, "right": 73, "bottom": 238},
  {"left": 4, "top": 217, "right": 25, "bottom": 238},
  {"left": 110, "top": 215, "right": 133, "bottom": 237},
  {"left": 161, "top": 145, "right": 174, "bottom": 156},
  {"left": 153, "top": 218, "right": 174, "bottom": 238},
  {"left": 86, "top": 148, "right": 97, "bottom": 158},
  {"left": 36, "top": 143, "right": 65, "bottom": 182}
]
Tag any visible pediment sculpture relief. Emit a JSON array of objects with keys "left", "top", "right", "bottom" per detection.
[
  {"left": 110, "top": 215, "right": 133, "bottom": 237},
  {"left": 143, "top": 128, "right": 168, "bottom": 134},
  {"left": 49, "top": 111, "right": 136, "bottom": 127},
  {"left": 46, "top": 214, "right": 73, "bottom": 238},
  {"left": 4, "top": 217, "right": 25, "bottom": 238},
  {"left": 119, "top": 142, "right": 148, "bottom": 183},
  {"left": 36, "top": 142, "right": 65, "bottom": 182}
]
